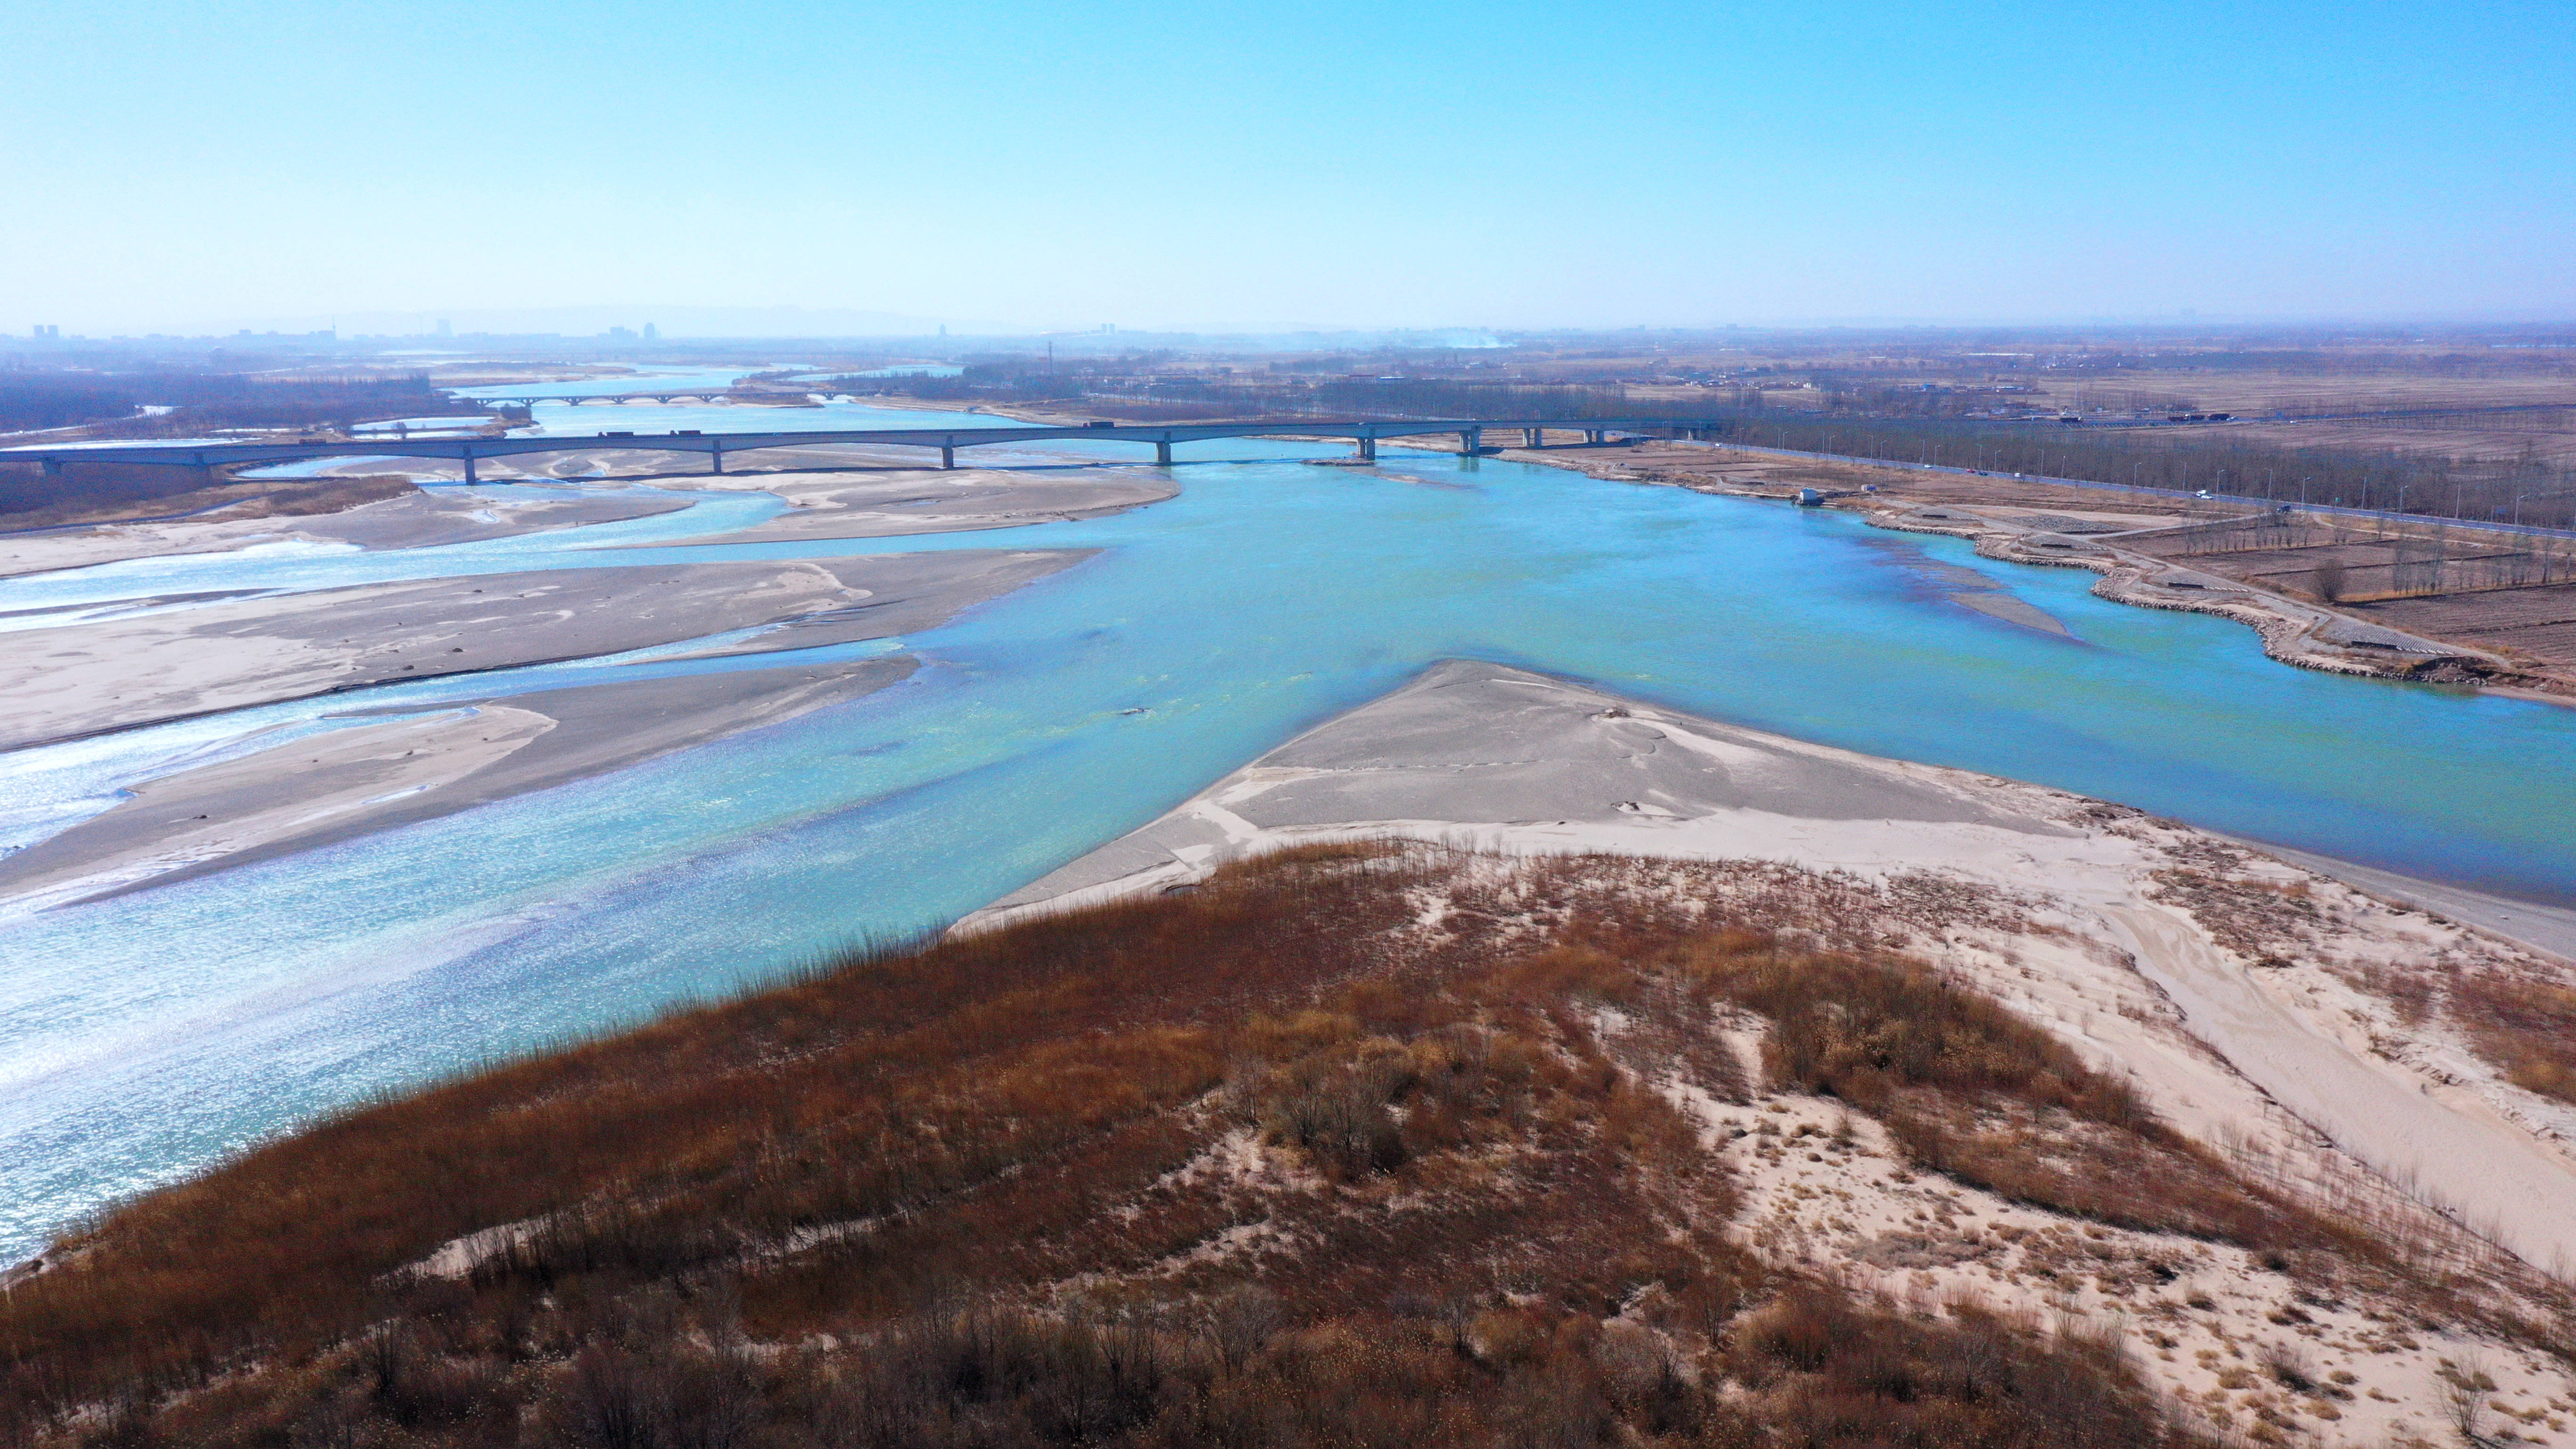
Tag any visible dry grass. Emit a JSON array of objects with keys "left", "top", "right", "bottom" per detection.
[
  {"left": 2451, "top": 970, "right": 2576, "bottom": 1107},
  {"left": 0, "top": 845, "right": 2408, "bottom": 1448}
]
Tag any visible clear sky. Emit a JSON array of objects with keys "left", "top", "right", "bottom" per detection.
[{"left": 5, "top": 0, "right": 2571, "bottom": 335}]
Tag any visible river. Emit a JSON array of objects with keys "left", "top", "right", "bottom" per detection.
[{"left": 4, "top": 405, "right": 2574, "bottom": 1260}]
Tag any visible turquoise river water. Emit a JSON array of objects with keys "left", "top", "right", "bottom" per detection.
[{"left": 3, "top": 404, "right": 2574, "bottom": 1261}]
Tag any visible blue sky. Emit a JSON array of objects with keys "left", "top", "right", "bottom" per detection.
[{"left": 5, "top": 0, "right": 2570, "bottom": 334}]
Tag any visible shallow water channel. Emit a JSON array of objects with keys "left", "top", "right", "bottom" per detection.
[{"left": 4, "top": 420, "right": 2575, "bottom": 1260}]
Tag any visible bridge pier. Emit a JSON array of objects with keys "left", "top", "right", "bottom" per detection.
[
  {"left": 462, "top": 450, "right": 478, "bottom": 485},
  {"left": 1154, "top": 439, "right": 1173, "bottom": 466},
  {"left": 940, "top": 443, "right": 956, "bottom": 469},
  {"left": 1584, "top": 428, "right": 1606, "bottom": 445},
  {"left": 1523, "top": 427, "right": 1543, "bottom": 449},
  {"left": 710, "top": 440, "right": 725, "bottom": 475},
  {"left": 1458, "top": 427, "right": 1481, "bottom": 455},
  {"left": 1355, "top": 435, "right": 1377, "bottom": 461},
  {"left": 40, "top": 459, "right": 63, "bottom": 476}
]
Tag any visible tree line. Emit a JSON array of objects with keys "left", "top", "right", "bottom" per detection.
[
  {"left": 1701, "top": 411, "right": 2575, "bottom": 529},
  {"left": 811, "top": 366, "right": 2572, "bottom": 529},
  {"left": 0, "top": 369, "right": 483, "bottom": 436}
]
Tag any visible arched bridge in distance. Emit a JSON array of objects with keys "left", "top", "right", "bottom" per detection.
[
  {"left": 472, "top": 393, "right": 884, "bottom": 407},
  {"left": 485, "top": 393, "right": 749, "bottom": 407},
  {"left": 5, "top": 418, "right": 1725, "bottom": 484}
]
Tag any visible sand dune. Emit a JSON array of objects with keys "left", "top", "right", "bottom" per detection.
[{"left": 970, "top": 660, "right": 2576, "bottom": 1274}]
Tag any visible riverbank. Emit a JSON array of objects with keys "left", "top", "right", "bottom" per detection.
[{"left": 1445, "top": 434, "right": 2576, "bottom": 701}]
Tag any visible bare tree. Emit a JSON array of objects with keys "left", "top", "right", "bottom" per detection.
[
  {"left": 2311, "top": 556, "right": 2347, "bottom": 604},
  {"left": 2443, "top": 1354, "right": 2501, "bottom": 1448}
]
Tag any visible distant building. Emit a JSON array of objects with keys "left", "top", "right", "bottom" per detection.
[
  {"left": 643, "top": 322, "right": 660, "bottom": 341},
  {"left": 604, "top": 325, "right": 637, "bottom": 341},
  {"left": 31, "top": 324, "right": 59, "bottom": 339}
]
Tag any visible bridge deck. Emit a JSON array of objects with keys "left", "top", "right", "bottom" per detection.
[{"left": 0, "top": 418, "right": 1715, "bottom": 474}]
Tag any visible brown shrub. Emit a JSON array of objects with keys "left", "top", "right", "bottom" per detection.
[
  {"left": 2452, "top": 969, "right": 2576, "bottom": 1107},
  {"left": 1664, "top": 939, "right": 2383, "bottom": 1258},
  {"left": 1730, "top": 1288, "right": 2184, "bottom": 1449},
  {"left": 1700, "top": 949, "right": 2152, "bottom": 1130}
]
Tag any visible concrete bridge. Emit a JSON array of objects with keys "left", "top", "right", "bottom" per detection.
[{"left": 4, "top": 418, "right": 1720, "bottom": 484}]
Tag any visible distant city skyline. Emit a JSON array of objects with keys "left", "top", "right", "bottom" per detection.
[{"left": 7, "top": 0, "right": 2571, "bottom": 334}]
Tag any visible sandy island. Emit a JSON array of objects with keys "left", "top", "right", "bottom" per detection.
[
  {"left": 0, "top": 545, "right": 1087, "bottom": 904},
  {"left": 969, "top": 660, "right": 2576, "bottom": 1280},
  {"left": 0, "top": 548, "right": 1080, "bottom": 750},
  {"left": 0, "top": 658, "right": 916, "bottom": 907},
  {"left": 621, "top": 465, "right": 1177, "bottom": 546},
  {"left": 0, "top": 484, "right": 693, "bottom": 579},
  {"left": 3, "top": 451, "right": 1170, "bottom": 578},
  {"left": 299, "top": 449, "right": 1179, "bottom": 547}
]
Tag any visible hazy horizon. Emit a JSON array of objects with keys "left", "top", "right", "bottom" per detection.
[
  {"left": 30, "top": 305, "right": 2576, "bottom": 346},
  {"left": 8, "top": 0, "right": 2572, "bottom": 336}
]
